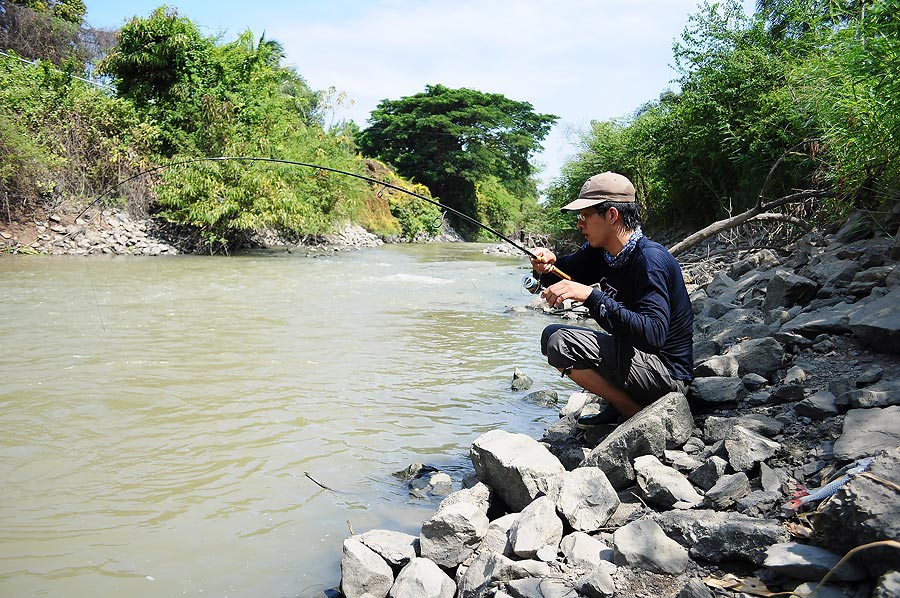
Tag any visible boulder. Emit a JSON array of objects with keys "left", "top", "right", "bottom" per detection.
[
  {"left": 763, "top": 542, "right": 866, "bottom": 582},
  {"left": 725, "top": 337, "right": 786, "bottom": 378},
  {"left": 581, "top": 393, "right": 695, "bottom": 489},
  {"left": 702, "top": 472, "right": 750, "bottom": 510},
  {"left": 509, "top": 496, "right": 563, "bottom": 559},
  {"left": 814, "top": 450, "right": 900, "bottom": 575},
  {"left": 613, "top": 519, "right": 689, "bottom": 574},
  {"left": 633, "top": 455, "right": 703, "bottom": 509},
  {"left": 359, "top": 529, "right": 419, "bottom": 568},
  {"left": 689, "top": 376, "right": 746, "bottom": 405},
  {"left": 848, "top": 287, "right": 900, "bottom": 353},
  {"left": 341, "top": 537, "right": 395, "bottom": 598},
  {"left": 833, "top": 406, "right": 900, "bottom": 460},
  {"left": 725, "top": 425, "right": 781, "bottom": 472},
  {"left": 455, "top": 551, "right": 531, "bottom": 598},
  {"left": 471, "top": 430, "right": 565, "bottom": 511},
  {"left": 764, "top": 270, "right": 819, "bottom": 310},
  {"left": 420, "top": 487, "right": 491, "bottom": 568},
  {"left": 654, "top": 510, "right": 789, "bottom": 565},
  {"left": 389, "top": 557, "right": 456, "bottom": 598},
  {"left": 560, "top": 531, "right": 614, "bottom": 571},
  {"left": 549, "top": 467, "right": 620, "bottom": 532}
]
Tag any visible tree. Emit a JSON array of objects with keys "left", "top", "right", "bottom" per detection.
[{"left": 356, "top": 84, "right": 557, "bottom": 237}]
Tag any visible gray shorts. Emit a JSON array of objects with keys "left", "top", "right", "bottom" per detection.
[{"left": 541, "top": 324, "right": 686, "bottom": 406}]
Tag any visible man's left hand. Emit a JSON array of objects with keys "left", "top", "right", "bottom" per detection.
[{"left": 542, "top": 280, "right": 593, "bottom": 308}]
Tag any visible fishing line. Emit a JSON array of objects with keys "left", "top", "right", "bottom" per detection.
[{"left": 80, "top": 156, "right": 571, "bottom": 279}]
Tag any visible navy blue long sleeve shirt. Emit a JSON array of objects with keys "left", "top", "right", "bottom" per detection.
[{"left": 540, "top": 237, "right": 694, "bottom": 382}]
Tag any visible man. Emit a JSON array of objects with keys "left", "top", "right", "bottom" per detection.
[{"left": 530, "top": 171, "right": 693, "bottom": 426}]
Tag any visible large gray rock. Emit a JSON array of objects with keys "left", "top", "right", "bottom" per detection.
[
  {"left": 475, "top": 513, "right": 517, "bottom": 557},
  {"left": 654, "top": 510, "right": 789, "bottom": 565},
  {"left": 549, "top": 467, "right": 620, "bottom": 532},
  {"left": 764, "top": 269, "right": 819, "bottom": 309},
  {"left": 694, "top": 355, "right": 739, "bottom": 378},
  {"left": 833, "top": 406, "right": 900, "bottom": 460},
  {"left": 763, "top": 542, "right": 866, "bottom": 582},
  {"left": 560, "top": 532, "right": 614, "bottom": 571},
  {"left": 509, "top": 496, "right": 563, "bottom": 559},
  {"left": 725, "top": 425, "right": 781, "bottom": 472},
  {"left": 688, "top": 456, "right": 729, "bottom": 491},
  {"left": 843, "top": 380, "right": 900, "bottom": 408},
  {"left": 576, "top": 567, "right": 616, "bottom": 598},
  {"left": 849, "top": 287, "right": 900, "bottom": 353},
  {"left": 689, "top": 377, "right": 746, "bottom": 405},
  {"left": 506, "top": 578, "right": 579, "bottom": 598},
  {"left": 795, "top": 390, "right": 840, "bottom": 420},
  {"left": 342, "top": 537, "right": 395, "bottom": 598},
  {"left": 456, "top": 551, "right": 531, "bottom": 598},
  {"left": 613, "top": 519, "right": 689, "bottom": 574},
  {"left": 420, "top": 488, "right": 491, "bottom": 568},
  {"left": 359, "top": 529, "right": 419, "bottom": 568},
  {"left": 725, "top": 337, "right": 786, "bottom": 377},
  {"left": 389, "top": 558, "right": 456, "bottom": 598},
  {"left": 471, "top": 430, "right": 565, "bottom": 511},
  {"left": 703, "top": 413, "right": 784, "bottom": 442},
  {"left": 633, "top": 455, "right": 703, "bottom": 509},
  {"left": 702, "top": 472, "right": 750, "bottom": 510},
  {"left": 581, "top": 392, "right": 693, "bottom": 489},
  {"left": 780, "top": 302, "right": 855, "bottom": 338},
  {"left": 814, "top": 450, "right": 900, "bottom": 575}
]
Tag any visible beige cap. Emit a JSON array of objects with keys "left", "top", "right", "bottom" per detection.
[{"left": 561, "top": 172, "right": 635, "bottom": 211}]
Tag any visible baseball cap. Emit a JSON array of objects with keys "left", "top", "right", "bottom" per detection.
[{"left": 560, "top": 172, "right": 635, "bottom": 211}]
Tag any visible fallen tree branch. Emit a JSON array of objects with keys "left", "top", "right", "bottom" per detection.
[
  {"left": 669, "top": 189, "right": 832, "bottom": 257},
  {"left": 680, "top": 244, "right": 791, "bottom": 264}
]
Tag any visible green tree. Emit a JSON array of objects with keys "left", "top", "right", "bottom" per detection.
[
  {"left": 356, "top": 84, "right": 557, "bottom": 237},
  {"left": 792, "top": 0, "right": 900, "bottom": 210}
]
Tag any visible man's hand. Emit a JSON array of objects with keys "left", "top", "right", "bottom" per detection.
[
  {"left": 529, "top": 248, "right": 557, "bottom": 274},
  {"left": 542, "top": 280, "right": 594, "bottom": 308}
]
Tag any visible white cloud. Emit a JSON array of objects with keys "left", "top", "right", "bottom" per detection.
[{"left": 267, "top": 0, "right": 705, "bottom": 185}]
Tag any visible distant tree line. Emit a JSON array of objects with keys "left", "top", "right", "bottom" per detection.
[{"left": 2, "top": 0, "right": 894, "bottom": 253}]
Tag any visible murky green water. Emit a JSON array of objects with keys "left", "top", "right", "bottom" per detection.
[{"left": 0, "top": 243, "right": 570, "bottom": 597}]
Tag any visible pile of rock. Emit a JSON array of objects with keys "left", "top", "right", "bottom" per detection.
[
  {"left": 6, "top": 209, "right": 178, "bottom": 256},
  {"left": 336, "top": 224, "right": 900, "bottom": 598}
]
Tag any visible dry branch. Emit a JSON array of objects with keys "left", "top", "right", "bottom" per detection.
[{"left": 668, "top": 189, "right": 832, "bottom": 257}]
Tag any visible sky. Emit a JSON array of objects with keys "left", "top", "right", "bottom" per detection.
[{"left": 83, "top": 0, "right": 756, "bottom": 188}]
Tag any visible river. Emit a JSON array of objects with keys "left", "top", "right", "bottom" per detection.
[{"left": 0, "top": 243, "right": 572, "bottom": 597}]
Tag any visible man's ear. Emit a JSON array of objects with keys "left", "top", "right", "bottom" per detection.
[{"left": 606, "top": 205, "right": 619, "bottom": 224}]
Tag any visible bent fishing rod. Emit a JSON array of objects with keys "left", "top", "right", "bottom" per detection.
[{"left": 79, "top": 156, "right": 571, "bottom": 280}]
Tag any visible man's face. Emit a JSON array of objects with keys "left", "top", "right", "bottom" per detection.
[{"left": 577, "top": 207, "right": 609, "bottom": 248}]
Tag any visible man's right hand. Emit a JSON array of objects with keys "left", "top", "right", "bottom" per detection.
[{"left": 530, "top": 248, "right": 557, "bottom": 274}]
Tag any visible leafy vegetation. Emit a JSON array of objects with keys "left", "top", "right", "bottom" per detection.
[
  {"left": 356, "top": 84, "right": 557, "bottom": 239},
  {"left": 1, "top": 0, "right": 896, "bottom": 251},
  {"left": 546, "top": 0, "right": 899, "bottom": 238}
]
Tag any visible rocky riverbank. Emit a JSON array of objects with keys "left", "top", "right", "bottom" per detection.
[
  {"left": 0, "top": 205, "right": 463, "bottom": 256},
  {"left": 335, "top": 217, "right": 900, "bottom": 598}
]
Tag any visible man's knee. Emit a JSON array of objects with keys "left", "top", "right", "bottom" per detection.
[{"left": 540, "top": 324, "right": 568, "bottom": 356}]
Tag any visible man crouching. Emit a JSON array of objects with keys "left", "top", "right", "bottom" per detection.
[{"left": 530, "top": 172, "right": 694, "bottom": 426}]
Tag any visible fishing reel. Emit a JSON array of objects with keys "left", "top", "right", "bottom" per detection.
[{"left": 522, "top": 274, "right": 543, "bottom": 294}]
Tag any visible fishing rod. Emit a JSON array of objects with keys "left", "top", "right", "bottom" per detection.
[{"left": 78, "top": 156, "right": 571, "bottom": 280}]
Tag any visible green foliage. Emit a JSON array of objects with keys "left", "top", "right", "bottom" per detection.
[
  {"left": 792, "top": 0, "right": 900, "bottom": 205},
  {"left": 356, "top": 84, "right": 557, "bottom": 238},
  {"left": 0, "top": 52, "right": 154, "bottom": 217},
  {"left": 547, "top": 0, "right": 894, "bottom": 234}
]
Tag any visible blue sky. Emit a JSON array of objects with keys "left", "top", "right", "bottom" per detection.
[{"left": 84, "top": 1, "right": 755, "bottom": 186}]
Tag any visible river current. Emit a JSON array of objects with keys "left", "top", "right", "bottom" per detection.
[{"left": 0, "top": 243, "right": 572, "bottom": 597}]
